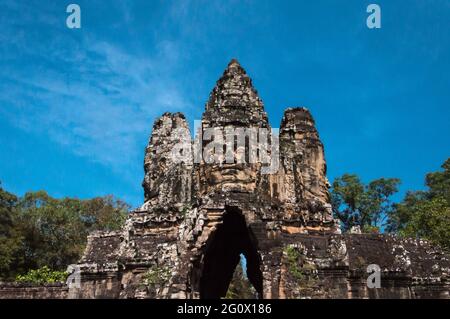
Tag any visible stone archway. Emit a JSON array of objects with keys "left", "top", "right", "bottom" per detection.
[{"left": 199, "top": 206, "right": 263, "bottom": 299}]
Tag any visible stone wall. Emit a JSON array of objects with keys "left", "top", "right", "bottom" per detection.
[
  {"left": 0, "top": 283, "right": 68, "bottom": 299},
  {"left": 261, "top": 233, "right": 449, "bottom": 299}
]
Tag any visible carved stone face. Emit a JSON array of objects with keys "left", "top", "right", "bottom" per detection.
[
  {"left": 207, "top": 163, "right": 257, "bottom": 193},
  {"left": 198, "top": 59, "right": 270, "bottom": 196},
  {"left": 199, "top": 125, "right": 263, "bottom": 195}
]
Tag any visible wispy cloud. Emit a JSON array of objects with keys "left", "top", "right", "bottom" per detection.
[{"left": 0, "top": 1, "right": 195, "bottom": 185}]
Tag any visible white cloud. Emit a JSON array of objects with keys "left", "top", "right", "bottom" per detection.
[{"left": 0, "top": 3, "right": 195, "bottom": 186}]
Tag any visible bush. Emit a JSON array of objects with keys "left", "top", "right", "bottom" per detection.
[
  {"left": 283, "top": 245, "right": 318, "bottom": 297},
  {"left": 362, "top": 225, "right": 380, "bottom": 234},
  {"left": 284, "top": 246, "right": 304, "bottom": 281},
  {"left": 144, "top": 266, "right": 171, "bottom": 286},
  {"left": 15, "top": 266, "right": 68, "bottom": 284}
]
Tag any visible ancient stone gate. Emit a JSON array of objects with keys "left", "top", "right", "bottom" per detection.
[{"left": 69, "top": 60, "right": 449, "bottom": 299}]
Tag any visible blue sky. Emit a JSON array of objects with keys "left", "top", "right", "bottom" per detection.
[{"left": 0, "top": 0, "right": 449, "bottom": 208}]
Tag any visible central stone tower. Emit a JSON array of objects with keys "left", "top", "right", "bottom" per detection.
[{"left": 70, "top": 60, "right": 449, "bottom": 299}]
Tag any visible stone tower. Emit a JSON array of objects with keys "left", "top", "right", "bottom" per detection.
[{"left": 69, "top": 60, "right": 450, "bottom": 299}]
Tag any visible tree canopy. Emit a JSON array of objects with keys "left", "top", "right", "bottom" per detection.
[
  {"left": 330, "top": 175, "right": 400, "bottom": 232},
  {"left": 0, "top": 184, "right": 21, "bottom": 279},
  {"left": 387, "top": 158, "right": 450, "bottom": 250},
  {"left": 0, "top": 185, "right": 128, "bottom": 280},
  {"left": 330, "top": 158, "right": 450, "bottom": 251}
]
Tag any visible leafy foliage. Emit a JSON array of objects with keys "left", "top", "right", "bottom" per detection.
[
  {"left": 362, "top": 224, "right": 380, "bottom": 234},
  {"left": 426, "top": 158, "right": 450, "bottom": 202},
  {"left": 331, "top": 175, "right": 400, "bottom": 231},
  {"left": 144, "top": 266, "right": 171, "bottom": 286},
  {"left": 284, "top": 246, "right": 303, "bottom": 281},
  {"left": 283, "top": 245, "right": 317, "bottom": 293},
  {"left": 15, "top": 266, "right": 68, "bottom": 284},
  {"left": 0, "top": 184, "right": 22, "bottom": 278},
  {"left": 284, "top": 246, "right": 316, "bottom": 284},
  {"left": 0, "top": 184, "right": 129, "bottom": 280},
  {"left": 388, "top": 158, "right": 450, "bottom": 250},
  {"left": 330, "top": 158, "right": 449, "bottom": 250}
]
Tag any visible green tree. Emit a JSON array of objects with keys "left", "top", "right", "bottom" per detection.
[
  {"left": 331, "top": 174, "right": 400, "bottom": 232},
  {"left": 80, "top": 195, "right": 129, "bottom": 231},
  {"left": 426, "top": 158, "right": 450, "bottom": 202},
  {"left": 0, "top": 183, "right": 22, "bottom": 279},
  {"left": 15, "top": 191, "right": 129, "bottom": 271},
  {"left": 15, "top": 191, "right": 86, "bottom": 271},
  {"left": 388, "top": 158, "right": 450, "bottom": 250},
  {"left": 0, "top": 184, "right": 129, "bottom": 279}
]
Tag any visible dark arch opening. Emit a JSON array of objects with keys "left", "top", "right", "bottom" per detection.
[{"left": 199, "top": 206, "right": 263, "bottom": 299}]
